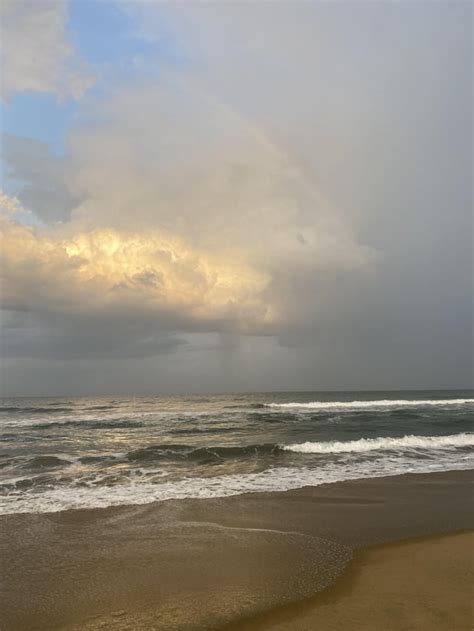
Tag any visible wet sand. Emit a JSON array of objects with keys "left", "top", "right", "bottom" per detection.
[
  {"left": 225, "top": 532, "right": 474, "bottom": 631},
  {"left": 0, "top": 470, "right": 473, "bottom": 630}
]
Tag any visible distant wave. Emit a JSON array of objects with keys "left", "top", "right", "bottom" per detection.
[
  {"left": 267, "top": 398, "right": 474, "bottom": 410},
  {"left": 281, "top": 433, "right": 474, "bottom": 454},
  {"left": 169, "top": 426, "right": 240, "bottom": 435},
  {"left": 224, "top": 403, "right": 266, "bottom": 409},
  {"left": 6, "top": 434, "right": 473, "bottom": 473},
  {"left": 30, "top": 419, "right": 144, "bottom": 430},
  {"left": 0, "top": 406, "right": 75, "bottom": 414}
]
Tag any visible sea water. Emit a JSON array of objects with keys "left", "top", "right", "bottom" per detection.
[{"left": 1, "top": 390, "right": 472, "bottom": 514}]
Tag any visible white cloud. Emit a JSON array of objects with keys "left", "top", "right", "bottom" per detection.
[{"left": 0, "top": 0, "right": 93, "bottom": 100}]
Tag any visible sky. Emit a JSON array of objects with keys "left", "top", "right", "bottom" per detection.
[{"left": 0, "top": 0, "right": 472, "bottom": 396}]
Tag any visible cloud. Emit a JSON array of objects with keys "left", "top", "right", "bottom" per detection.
[
  {"left": 1, "top": 2, "right": 470, "bottom": 391},
  {"left": 65, "top": 77, "right": 374, "bottom": 271},
  {"left": 1, "top": 133, "right": 81, "bottom": 222},
  {"left": 0, "top": 199, "right": 272, "bottom": 334},
  {"left": 0, "top": 71, "right": 375, "bottom": 357},
  {"left": 0, "top": 67, "right": 375, "bottom": 359},
  {"left": 0, "top": 0, "right": 93, "bottom": 100},
  {"left": 0, "top": 308, "right": 188, "bottom": 360}
]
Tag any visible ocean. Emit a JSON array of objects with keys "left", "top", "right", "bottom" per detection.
[{"left": 1, "top": 390, "right": 473, "bottom": 515}]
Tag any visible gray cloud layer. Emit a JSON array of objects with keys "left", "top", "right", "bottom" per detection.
[
  {"left": 2, "top": 133, "right": 82, "bottom": 222},
  {"left": 1, "top": 1, "right": 472, "bottom": 394}
]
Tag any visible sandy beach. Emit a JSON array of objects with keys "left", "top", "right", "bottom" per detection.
[
  {"left": 1, "top": 470, "right": 473, "bottom": 630},
  {"left": 225, "top": 532, "right": 474, "bottom": 631}
]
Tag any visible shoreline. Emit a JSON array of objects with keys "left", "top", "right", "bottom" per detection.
[
  {"left": 222, "top": 531, "right": 474, "bottom": 631},
  {"left": 1, "top": 469, "right": 473, "bottom": 630}
]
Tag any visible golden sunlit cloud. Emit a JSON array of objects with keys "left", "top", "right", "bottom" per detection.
[{"left": 0, "top": 198, "right": 273, "bottom": 332}]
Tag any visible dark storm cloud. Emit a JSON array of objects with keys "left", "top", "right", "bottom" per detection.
[{"left": 0, "top": 310, "right": 187, "bottom": 360}]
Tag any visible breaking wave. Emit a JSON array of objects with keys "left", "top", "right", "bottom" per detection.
[
  {"left": 281, "top": 433, "right": 474, "bottom": 454},
  {"left": 1, "top": 456, "right": 472, "bottom": 515},
  {"left": 267, "top": 398, "right": 474, "bottom": 410}
]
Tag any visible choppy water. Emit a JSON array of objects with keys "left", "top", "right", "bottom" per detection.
[{"left": 1, "top": 390, "right": 472, "bottom": 514}]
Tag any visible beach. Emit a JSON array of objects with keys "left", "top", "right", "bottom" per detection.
[
  {"left": 1, "top": 469, "right": 473, "bottom": 630},
  {"left": 227, "top": 532, "right": 474, "bottom": 631},
  {"left": 2, "top": 0, "right": 472, "bottom": 628}
]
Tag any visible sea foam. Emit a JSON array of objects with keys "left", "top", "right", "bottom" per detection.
[
  {"left": 281, "top": 433, "right": 474, "bottom": 454},
  {"left": 267, "top": 398, "right": 474, "bottom": 410},
  {"left": 1, "top": 453, "right": 472, "bottom": 515}
]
